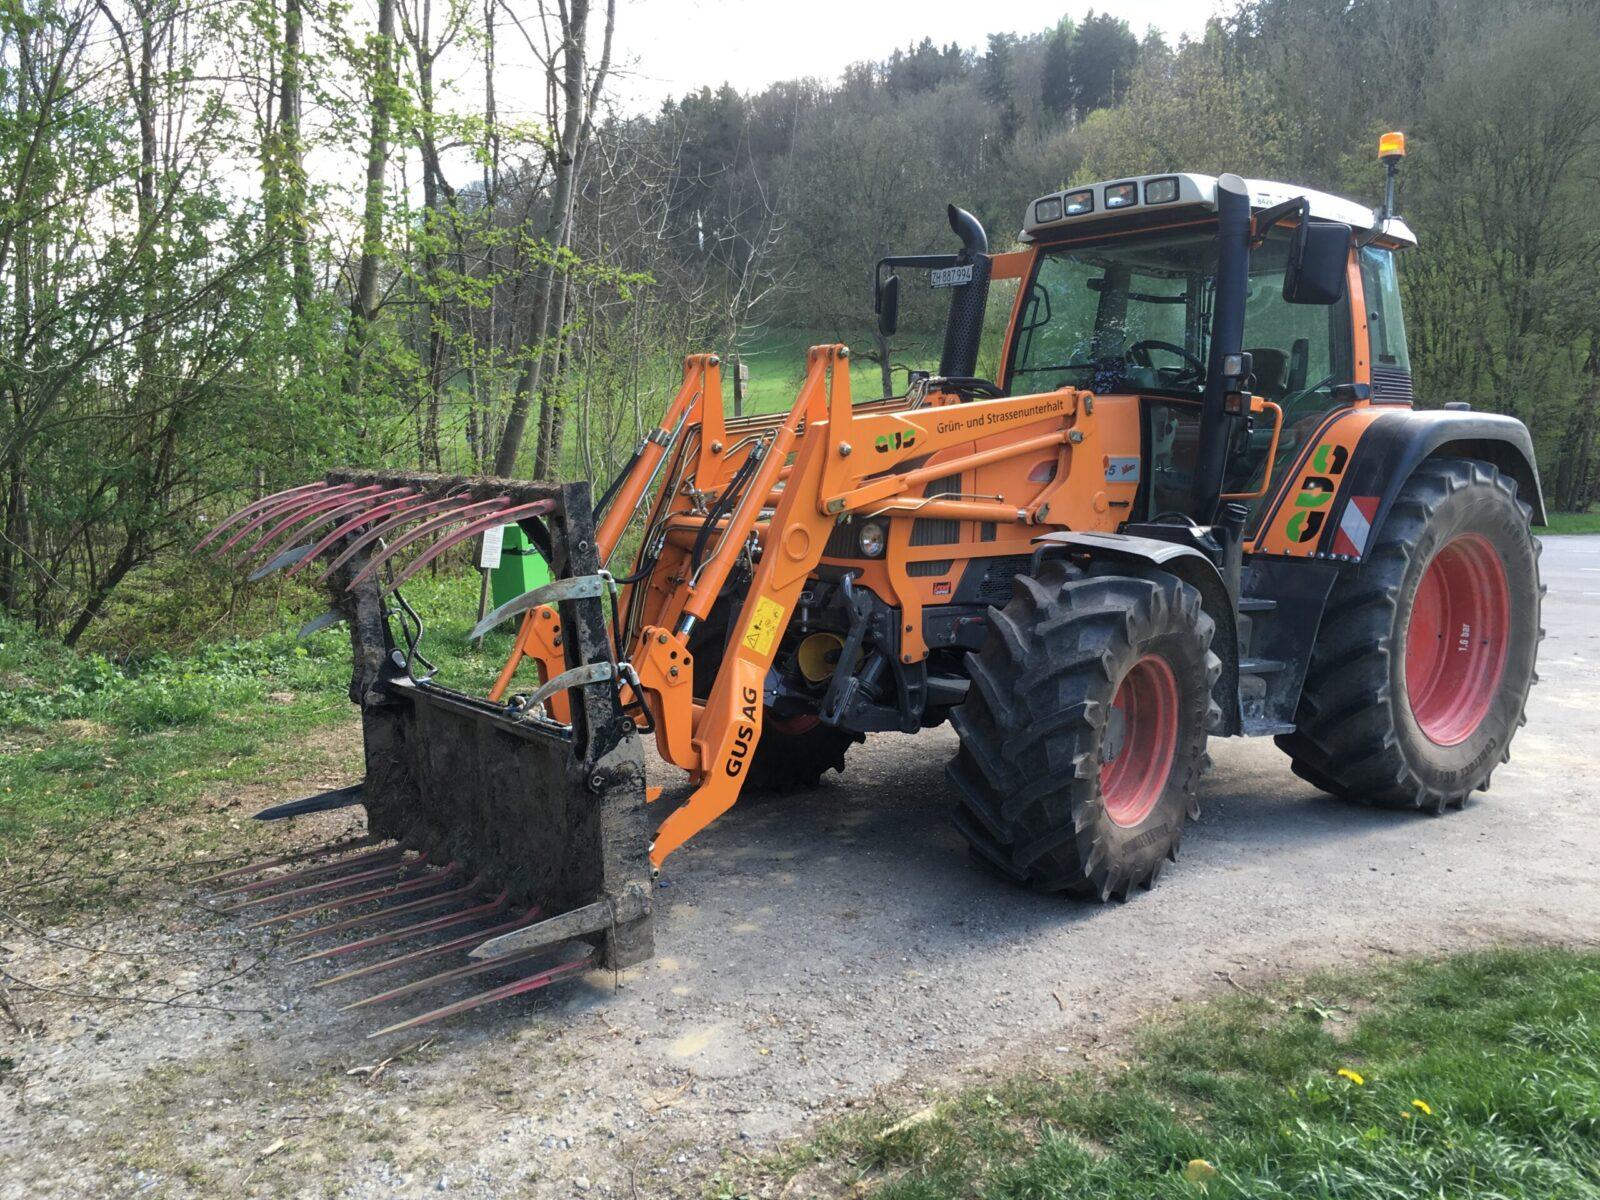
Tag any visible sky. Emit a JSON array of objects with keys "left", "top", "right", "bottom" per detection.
[{"left": 603, "top": 0, "right": 1225, "bottom": 112}]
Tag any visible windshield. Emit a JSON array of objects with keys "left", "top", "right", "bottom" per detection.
[{"left": 1007, "top": 227, "right": 1351, "bottom": 406}]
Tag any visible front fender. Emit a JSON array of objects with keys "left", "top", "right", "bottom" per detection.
[{"left": 1031, "top": 529, "right": 1240, "bottom": 733}]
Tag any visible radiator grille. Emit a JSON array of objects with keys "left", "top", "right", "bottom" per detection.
[
  {"left": 977, "top": 555, "right": 1032, "bottom": 604},
  {"left": 824, "top": 519, "right": 862, "bottom": 558},
  {"left": 907, "top": 559, "right": 954, "bottom": 578},
  {"left": 911, "top": 473, "right": 962, "bottom": 547}
]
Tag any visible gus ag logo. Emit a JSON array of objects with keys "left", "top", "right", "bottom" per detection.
[
  {"left": 874, "top": 430, "right": 917, "bottom": 454},
  {"left": 1285, "top": 442, "right": 1350, "bottom": 544}
]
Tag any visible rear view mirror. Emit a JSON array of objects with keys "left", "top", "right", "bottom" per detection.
[
  {"left": 876, "top": 273, "right": 901, "bottom": 336},
  {"left": 1283, "top": 220, "right": 1350, "bottom": 305}
]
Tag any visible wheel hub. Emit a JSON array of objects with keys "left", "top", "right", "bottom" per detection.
[
  {"left": 1404, "top": 532, "right": 1511, "bottom": 746},
  {"left": 1100, "top": 653, "right": 1180, "bottom": 827}
]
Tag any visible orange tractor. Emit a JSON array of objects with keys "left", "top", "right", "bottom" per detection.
[{"left": 203, "top": 135, "right": 1543, "bottom": 1033}]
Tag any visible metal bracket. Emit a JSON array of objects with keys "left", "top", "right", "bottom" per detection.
[
  {"left": 253, "top": 783, "right": 364, "bottom": 821},
  {"left": 250, "top": 542, "right": 315, "bottom": 582},
  {"left": 469, "top": 574, "right": 608, "bottom": 640},
  {"left": 509, "top": 661, "right": 617, "bottom": 719},
  {"left": 468, "top": 884, "right": 651, "bottom": 961},
  {"left": 297, "top": 609, "right": 347, "bottom": 640}
]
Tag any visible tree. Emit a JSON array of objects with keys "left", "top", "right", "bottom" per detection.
[
  {"left": 345, "top": 0, "right": 398, "bottom": 397},
  {"left": 1068, "top": 11, "right": 1138, "bottom": 115},
  {"left": 494, "top": 0, "right": 617, "bottom": 479},
  {"left": 980, "top": 31, "right": 1021, "bottom": 141},
  {"left": 1040, "top": 20, "right": 1075, "bottom": 116}
]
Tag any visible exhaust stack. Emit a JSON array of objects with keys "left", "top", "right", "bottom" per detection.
[{"left": 938, "top": 204, "right": 992, "bottom": 380}]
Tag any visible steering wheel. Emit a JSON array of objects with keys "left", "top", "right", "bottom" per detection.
[{"left": 1127, "top": 340, "right": 1205, "bottom": 382}]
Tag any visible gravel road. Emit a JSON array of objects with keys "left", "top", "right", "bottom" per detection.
[{"left": 2, "top": 536, "right": 1597, "bottom": 1200}]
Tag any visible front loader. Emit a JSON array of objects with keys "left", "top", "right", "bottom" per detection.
[{"left": 202, "top": 133, "right": 1545, "bottom": 1033}]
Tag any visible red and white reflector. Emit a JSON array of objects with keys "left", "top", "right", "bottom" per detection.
[{"left": 1333, "top": 495, "right": 1379, "bottom": 558}]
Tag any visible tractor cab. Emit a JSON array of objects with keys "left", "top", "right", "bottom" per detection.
[{"left": 1008, "top": 172, "right": 1417, "bottom": 527}]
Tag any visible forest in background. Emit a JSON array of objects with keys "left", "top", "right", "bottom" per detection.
[{"left": 2, "top": 0, "right": 1597, "bottom": 652}]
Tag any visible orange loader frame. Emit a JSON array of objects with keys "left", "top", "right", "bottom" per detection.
[{"left": 485, "top": 343, "right": 1202, "bottom": 866}]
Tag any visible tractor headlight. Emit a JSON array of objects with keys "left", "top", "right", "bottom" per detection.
[
  {"left": 1144, "top": 176, "right": 1179, "bottom": 205},
  {"left": 857, "top": 521, "right": 886, "bottom": 558},
  {"left": 1104, "top": 182, "right": 1138, "bottom": 209},
  {"left": 1064, "top": 189, "right": 1094, "bottom": 215},
  {"left": 1034, "top": 196, "right": 1064, "bottom": 224}
]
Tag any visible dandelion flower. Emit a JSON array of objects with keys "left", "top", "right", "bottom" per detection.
[
  {"left": 1411, "top": 1099, "right": 1432, "bottom": 1115},
  {"left": 1184, "top": 1159, "right": 1220, "bottom": 1188},
  {"left": 1337, "top": 1068, "right": 1365, "bottom": 1085}
]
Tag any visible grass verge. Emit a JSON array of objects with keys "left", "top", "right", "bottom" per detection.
[
  {"left": 719, "top": 947, "right": 1600, "bottom": 1199},
  {"left": 0, "top": 570, "right": 511, "bottom": 852},
  {"left": 1537, "top": 511, "right": 1600, "bottom": 535}
]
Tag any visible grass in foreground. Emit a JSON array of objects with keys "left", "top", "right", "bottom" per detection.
[
  {"left": 1537, "top": 511, "right": 1600, "bottom": 535},
  {"left": 721, "top": 947, "right": 1600, "bottom": 1199}
]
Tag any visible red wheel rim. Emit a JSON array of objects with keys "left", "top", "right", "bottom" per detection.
[
  {"left": 1404, "top": 533, "right": 1511, "bottom": 746},
  {"left": 766, "top": 711, "right": 819, "bottom": 736},
  {"left": 1100, "top": 654, "right": 1180, "bottom": 828}
]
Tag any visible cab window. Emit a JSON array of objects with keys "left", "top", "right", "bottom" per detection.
[
  {"left": 1223, "top": 232, "right": 1356, "bottom": 506},
  {"left": 1359, "top": 245, "right": 1412, "bottom": 400}
]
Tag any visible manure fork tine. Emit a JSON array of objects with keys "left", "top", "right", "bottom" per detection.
[
  {"left": 345, "top": 498, "right": 514, "bottom": 590},
  {"left": 277, "top": 875, "right": 485, "bottom": 940},
  {"left": 311, "top": 910, "right": 541, "bottom": 990},
  {"left": 212, "top": 845, "right": 406, "bottom": 897},
  {"left": 220, "top": 856, "right": 429, "bottom": 913},
  {"left": 362, "top": 955, "right": 596, "bottom": 1038},
  {"left": 317, "top": 494, "right": 475, "bottom": 581},
  {"left": 291, "top": 893, "right": 511, "bottom": 963},
  {"left": 193, "top": 481, "right": 328, "bottom": 552},
  {"left": 285, "top": 491, "right": 428, "bottom": 578},
  {"left": 209, "top": 483, "right": 357, "bottom": 557},
  {"left": 232, "top": 485, "right": 387, "bottom": 561},
  {"left": 378, "top": 501, "right": 554, "bottom": 595},
  {"left": 193, "top": 835, "right": 381, "bottom": 885},
  {"left": 245, "top": 865, "right": 464, "bottom": 930}
]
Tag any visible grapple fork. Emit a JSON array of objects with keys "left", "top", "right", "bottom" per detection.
[{"left": 196, "top": 471, "right": 654, "bottom": 1034}]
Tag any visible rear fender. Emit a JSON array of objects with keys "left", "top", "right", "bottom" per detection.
[
  {"left": 1031, "top": 530, "right": 1240, "bottom": 734},
  {"left": 1272, "top": 409, "right": 1545, "bottom": 563}
]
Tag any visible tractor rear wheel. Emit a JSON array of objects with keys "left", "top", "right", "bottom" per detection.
[
  {"left": 1276, "top": 458, "right": 1542, "bottom": 811},
  {"left": 948, "top": 561, "right": 1219, "bottom": 899}
]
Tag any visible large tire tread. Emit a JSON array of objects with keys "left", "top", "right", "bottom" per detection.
[
  {"left": 949, "top": 561, "right": 1218, "bottom": 900},
  {"left": 1276, "top": 458, "right": 1542, "bottom": 813}
]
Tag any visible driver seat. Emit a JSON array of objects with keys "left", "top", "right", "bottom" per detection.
[{"left": 1246, "top": 347, "right": 1289, "bottom": 401}]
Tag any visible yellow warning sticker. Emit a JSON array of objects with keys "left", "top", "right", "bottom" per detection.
[{"left": 741, "top": 596, "right": 787, "bottom": 658}]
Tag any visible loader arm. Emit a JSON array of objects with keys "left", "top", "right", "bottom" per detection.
[{"left": 638, "top": 346, "right": 1110, "bottom": 864}]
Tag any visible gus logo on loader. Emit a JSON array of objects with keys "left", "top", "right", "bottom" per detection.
[
  {"left": 874, "top": 430, "right": 916, "bottom": 454},
  {"left": 725, "top": 685, "right": 761, "bottom": 778}
]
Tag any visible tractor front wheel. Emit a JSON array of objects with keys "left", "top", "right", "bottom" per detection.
[
  {"left": 948, "top": 562, "right": 1219, "bottom": 899},
  {"left": 1277, "top": 458, "right": 1542, "bottom": 811}
]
